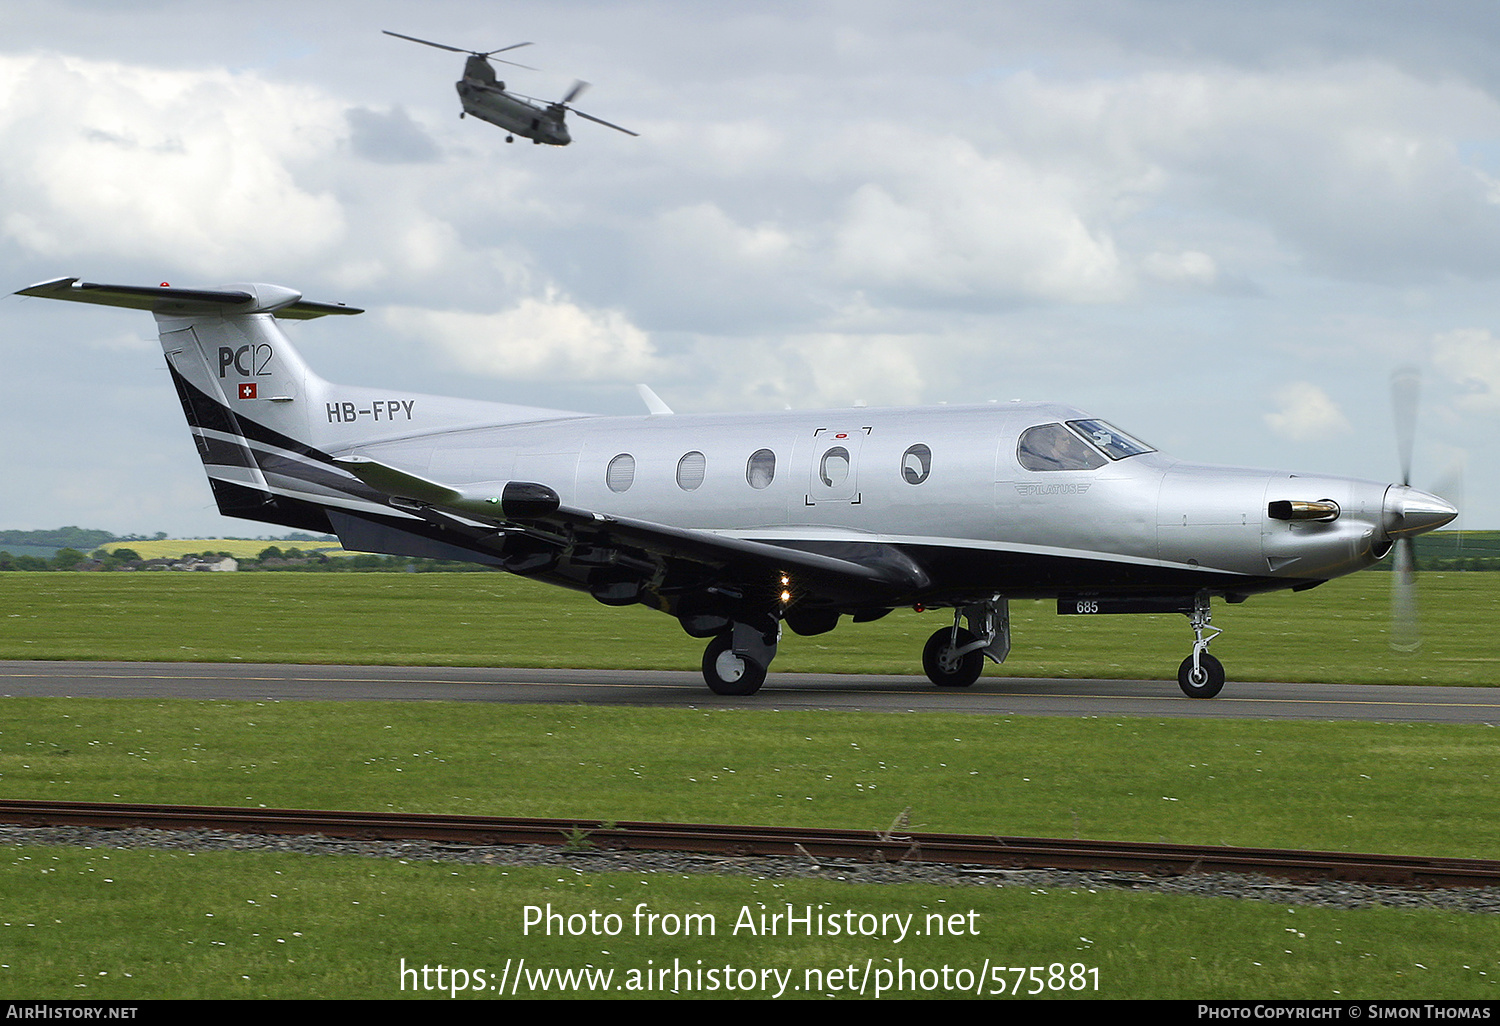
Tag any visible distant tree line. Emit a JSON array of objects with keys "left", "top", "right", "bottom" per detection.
[
  {"left": 0, "top": 546, "right": 489, "bottom": 572},
  {"left": 0, "top": 527, "right": 122, "bottom": 550}
]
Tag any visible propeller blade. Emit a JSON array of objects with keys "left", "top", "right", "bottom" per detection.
[
  {"left": 383, "top": 30, "right": 469, "bottom": 54},
  {"left": 569, "top": 107, "right": 640, "bottom": 136},
  {"left": 562, "top": 79, "right": 590, "bottom": 105},
  {"left": 1391, "top": 364, "right": 1420, "bottom": 486},
  {"left": 1390, "top": 536, "right": 1420, "bottom": 652},
  {"left": 1430, "top": 456, "right": 1464, "bottom": 538}
]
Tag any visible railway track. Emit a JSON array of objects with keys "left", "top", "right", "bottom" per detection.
[{"left": 2, "top": 798, "right": 1498, "bottom": 889}]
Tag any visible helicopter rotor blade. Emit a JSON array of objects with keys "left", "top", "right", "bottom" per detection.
[
  {"left": 383, "top": 30, "right": 470, "bottom": 54},
  {"left": 483, "top": 42, "right": 537, "bottom": 71},
  {"left": 384, "top": 31, "right": 537, "bottom": 69},
  {"left": 561, "top": 79, "right": 590, "bottom": 105},
  {"left": 568, "top": 107, "right": 639, "bottom": 137}
]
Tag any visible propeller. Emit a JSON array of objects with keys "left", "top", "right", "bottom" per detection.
[
  {"left": 383, "top": 30, "right": 537, "bottom": 70},
  {"left": 1389, "top": 365, "right": 1420, "bottom": 651},
  {"left": 1384, "top": 365, "right": 1463, "bottom": 653}
]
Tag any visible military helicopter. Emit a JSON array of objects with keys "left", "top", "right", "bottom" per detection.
[{"left": 384, "top": 30, "right": 638, "bottom": 145}]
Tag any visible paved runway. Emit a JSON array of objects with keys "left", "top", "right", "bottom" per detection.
[{"left": 2, "top": 660, "right": 1495, "bottom": 724}]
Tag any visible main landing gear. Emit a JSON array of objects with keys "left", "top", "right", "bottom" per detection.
[
  {"left": 701, "top": 620, "right": 780, "bottom": 696},
  {"left": 922, "top": 597, "right": 1010, "bottom": 688},
  {"left": 1177, "top": 593, "right": 1225, "bottom": 699}
]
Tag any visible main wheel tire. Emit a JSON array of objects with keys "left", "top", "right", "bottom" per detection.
[
  {"left": 702, "top": 634, "right": 767, "bottom": 696},
  {"left": 923, "top": 626, "right": 984, "bottom": 688},
  {"left": 1177, "top": 652, "right": 1225, "bottom": 699}
]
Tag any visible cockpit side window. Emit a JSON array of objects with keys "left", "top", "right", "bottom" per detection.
[
  {"left": 1066, "top": 419, "right": 1154, "bottom": 460},
  {"left": 1016, "top": 423, "right": 1107, "bottom": 472}
]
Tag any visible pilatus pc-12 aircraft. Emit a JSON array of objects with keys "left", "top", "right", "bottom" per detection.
[{"left": 18, "top": 277, "right": 1458, "bottom": 698}]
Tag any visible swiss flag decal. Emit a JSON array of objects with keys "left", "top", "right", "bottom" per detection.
[{"left": 238, "top": 383, "right": 257, "bottom": 400}]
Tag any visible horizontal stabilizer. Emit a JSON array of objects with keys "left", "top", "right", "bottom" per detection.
[{"left": 15, "top": 277, "right": 362, "bottom": 319}]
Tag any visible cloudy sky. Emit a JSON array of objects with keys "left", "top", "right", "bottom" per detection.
[{"left": 2, "top": 0, "right": 1496, "bottom": 537}]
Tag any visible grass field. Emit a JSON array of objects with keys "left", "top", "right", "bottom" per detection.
[
  {"left": 3, "top": 844, "right": 1495, "bottom": 1000},
  {"left": 0, "top": 698, "right": 1496, "bottom": 1000},
  {"left": 0, "top": 570, "right": 1495, "bottom": 1000},
  {"left": 96, "top": 538, "right": 348, "bottom": 560},
  {"left": 0, "top": 570, "right": 1496, "bottom": 686}
]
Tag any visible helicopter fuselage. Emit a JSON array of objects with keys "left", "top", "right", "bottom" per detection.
[{"left": 456, "top": 76, "right": 571, "bottom": 145}]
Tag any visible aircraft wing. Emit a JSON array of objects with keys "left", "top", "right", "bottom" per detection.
[{"left": 334, "top": 456, "right": 929, "bottom": 606}]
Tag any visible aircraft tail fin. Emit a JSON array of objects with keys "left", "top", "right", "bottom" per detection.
[{"left": 16, "top": 277, "right": 555, "bottom": 534}]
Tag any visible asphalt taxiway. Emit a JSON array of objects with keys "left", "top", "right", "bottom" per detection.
[{"left": 1, "top": 661, "right": 1495, "bottom": 724}]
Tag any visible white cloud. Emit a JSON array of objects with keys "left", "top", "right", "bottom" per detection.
[
  {"left": 1263, "top": 381, "right": 1353, "bottom": 442},
  {"left": 1433, "top": 328, "right": 1500, "bottom": 414},
  {"left": 827, "top": 133, "right": 1132, "bottom": 305},
  {"left": 384, "top": 289, "right": 658, "bottom": 381},
  {"left": 1142, "top": 250, "right": 1218, "bottom": 286},
  {"left": 990, "top": 63, "right": 1500, "bottom": 280},
  {"left": 0, "top": 53, "right": 347, "bottom": 274}
]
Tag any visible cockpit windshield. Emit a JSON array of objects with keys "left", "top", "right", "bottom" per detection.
[
  {"left": 1017, "top": 419, "right": 1155, "bottom": 472},
  {"left": 1066, "top": 419, "right": 1154, "bottom": 461}
]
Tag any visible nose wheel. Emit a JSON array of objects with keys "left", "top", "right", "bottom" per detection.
[{"left": 1177, "top": 652, "right": 1225, "bottom": 698}]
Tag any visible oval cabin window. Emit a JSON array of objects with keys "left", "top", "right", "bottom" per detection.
[
  {"left": 606, "top": 453, "right": 636, "bottom": 492},
  {"left": 902, "top": 443, "right": 932, "bottom": 484},
  {"left": 676, "top": 451, "right": 706, "bottom": 491},
  {"left": 746, "top": 449, "right": 776, "bottom": 489},
  {"left": 819, "top": 446, "right": 850, "bottom": 487}
]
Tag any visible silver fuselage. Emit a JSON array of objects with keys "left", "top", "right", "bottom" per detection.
[{"left": 338, "top": 401, "right": 1398, "bottom": 601}]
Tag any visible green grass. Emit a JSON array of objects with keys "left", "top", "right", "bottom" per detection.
[
  {"left": 2, "top": 700, "right": 1496, "bottom": 859},
  {"left": 0, "top": 570, "right": 1497, "bottom": 686},
  {"left": 1, "top": 572, "right": 1497, "bottom": 999},
  {"left": 2, "top": 844, "right": 1495, "bottom": 1000}
]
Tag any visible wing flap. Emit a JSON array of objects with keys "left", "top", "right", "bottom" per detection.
[{"left": 335, "top": 455, "right": 928, "bottom": 598}]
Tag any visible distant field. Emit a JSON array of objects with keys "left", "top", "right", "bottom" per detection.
[
  {"left": 98, "top": 538, "right": 347, "bottom": 560},
  {"left": 0, "top": 570, "right": 1495, "bottom": 685}
]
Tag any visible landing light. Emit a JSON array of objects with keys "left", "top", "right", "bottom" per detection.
[{"left": 1267, "top": 499, "right": 1340, "bottom": 522}]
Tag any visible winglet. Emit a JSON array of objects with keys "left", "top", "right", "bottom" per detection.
[{"left": 636, "top": 384, "right": 674, "bottom": 416}]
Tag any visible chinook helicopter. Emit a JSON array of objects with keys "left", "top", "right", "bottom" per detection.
[{"left": 384, "top": 30, "right": 638, "bottom": 145}]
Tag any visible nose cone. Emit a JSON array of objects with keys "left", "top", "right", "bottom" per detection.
[{"left": 1383, "top": 485, "right": 1458, "bottom": 539}]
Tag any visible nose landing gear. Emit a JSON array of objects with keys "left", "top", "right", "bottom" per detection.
[{"left": 1178, "top": 593, "right": 1225, "bottom": 698}]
